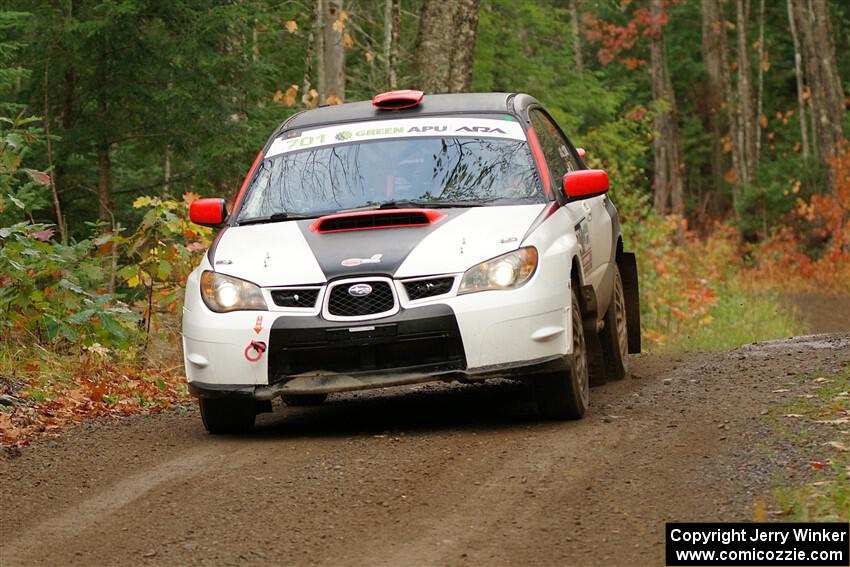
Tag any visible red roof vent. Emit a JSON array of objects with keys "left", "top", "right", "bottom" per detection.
[
  {"left": 310, "top": 209, "right": 446, "bottom": 233},
  {"left": 372, "top": 89, "right": 424, "bottom": 110}
]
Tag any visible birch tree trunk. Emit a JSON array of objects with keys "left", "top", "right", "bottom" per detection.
[
  {"left": 321, "top": 0, "right": 346, "bottom": 104},
  {"left": 570, "top": 0, "right": 583, "bottom": 75},
  {"left": 754, "top": 0, "right": 765, "bottom": 160},
  {"left": 448, "top": 0, "right": 480, "bottom": 92},
  {"left": 301, "top": 3, "right": 316, "bottom": 107},
  {"left": 703, "top": 0, "right": 745, "bottom": 215},
  {"left": 649, "top": 0, "right": 684, "bottom": 222},
  {"left": 790, "top": 0, "right": 846, "bottom": 190},
  {"left": 415, "top": 0, "right": 455, "bottom": 93},
  {"left": 315, "top": 0, "right": 326, "bottom": 103},
  {"left": 384, "top": 0, "right": 400, "bottom": 89},
  {"left": 416, "top": 0, "right": 481, "bottom": 93},
  {"left": 786, "top": 0, "right": 810, "bottom": 159},
  {"left": 701, "top": 0, "right": 726, "bottom": 195},
  {"left": 734, "top": 0, "right": 756, "bottom": 184}
]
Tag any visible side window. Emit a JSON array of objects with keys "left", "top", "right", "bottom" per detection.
[{"left": 529, "top": 109, "right": 578, "bottom": 182}]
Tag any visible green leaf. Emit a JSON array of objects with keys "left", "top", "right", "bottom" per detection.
[{"left": 9, "top": 194, "right": 25, "bottom": 209}]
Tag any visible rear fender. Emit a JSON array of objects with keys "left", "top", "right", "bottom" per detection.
[{"left": 618, "top": 252, "right": 641, "bottom": 354}]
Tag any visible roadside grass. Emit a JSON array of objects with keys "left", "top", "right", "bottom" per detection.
[
  {"left": 766, "top": 368, "right": 850, "bottom": 521},
  {"left": 665, "top": 287, "right": 803, "bottom": 352}
]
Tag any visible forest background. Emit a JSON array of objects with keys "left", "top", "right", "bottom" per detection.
[{"left": 0, "top": 0, "right": 848, "bottom": 445}]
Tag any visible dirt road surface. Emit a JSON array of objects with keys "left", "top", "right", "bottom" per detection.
[{"left": 1, "top": 333, "right": 848, "bottom": 567}]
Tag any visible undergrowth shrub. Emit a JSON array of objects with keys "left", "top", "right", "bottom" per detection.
[
  {"left": 0, "top": 222, "right": 139, "bottom": 349},
  {"left": 743, "top": 140, "right": 850, "bottom": 295}
]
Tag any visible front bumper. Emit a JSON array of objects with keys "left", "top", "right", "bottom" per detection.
[
  {"left": 188, "top": 354, "right": 569, "bottom": 399},
  {"left": 182, "top": 262, "right": 573, "bottom": 397}
]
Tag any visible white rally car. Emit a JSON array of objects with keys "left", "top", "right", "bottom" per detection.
[{"left": 184, "top": 90, "right": 640, "bottom": 433}]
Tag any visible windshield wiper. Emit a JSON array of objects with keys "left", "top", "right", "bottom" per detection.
[
  {"left": 237, "top": 212, "right": 315, "bottom": 226},
  {"left": 338, "top": 199, "right": 496, "bottom": 212}
]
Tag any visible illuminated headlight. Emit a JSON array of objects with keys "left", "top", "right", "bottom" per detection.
[
  {"left": 200, "top": 271, "right": 267, "bottom": 313},
  {"left": 459, "top": 247, "right": 538, "bottom": 294}
]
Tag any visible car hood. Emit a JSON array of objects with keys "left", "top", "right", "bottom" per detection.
[{"left": 211, "top": 204, "right": 547, "bottom": 287}]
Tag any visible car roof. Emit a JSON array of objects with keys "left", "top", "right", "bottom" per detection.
[{"left": 280, "top": 92, "right": 534, "bottom": 133}]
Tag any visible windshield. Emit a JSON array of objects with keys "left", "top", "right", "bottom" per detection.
[{"left": 237, "top": 126, "right": 544, "bottom": 221}]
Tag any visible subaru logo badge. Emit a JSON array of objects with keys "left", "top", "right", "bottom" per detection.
[{"left": 348, "top": 283, "right": 373, "bottom": 297}]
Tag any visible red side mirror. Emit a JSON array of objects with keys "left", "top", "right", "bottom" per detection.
[
  {"left": 189, "top": 198, "right": 228, "bottom": 227},
  {"left": 576, "top": 148, "right": 587, "bottom": 159},
  {"left": 563, "top": 170, "right": 609, "bottom": 199}
]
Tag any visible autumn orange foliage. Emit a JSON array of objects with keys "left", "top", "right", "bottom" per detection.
[
  {"left": 743, "top": 141, "right": 850, "bottom": 295},
  {"left": 1, "top": 356, "right": 187, "bottom": 449}
]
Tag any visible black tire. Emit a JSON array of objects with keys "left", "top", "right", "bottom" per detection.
[
  {"left": 600, "top": 263, "right": 629, "bottom": 381},
  {"left": 534, "top": 288, "right": 590, "bottom": 420},
  {"left": 199, "top": 397, "right": 256, "bottom": 434},
  {"left": 282, "top": 393, "right": 328, "bottom": 407}
]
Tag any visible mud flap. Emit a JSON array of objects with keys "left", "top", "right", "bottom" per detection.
[
  {"left": 618, "top": 252, "right": 642, "bottom": 354},
  {"left": 579, "top": 284, "right": 607, "bottom": 387}
]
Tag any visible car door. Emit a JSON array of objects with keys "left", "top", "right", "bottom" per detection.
[{"left": 528, "top": 108, "right": 612, "bottom": 291}]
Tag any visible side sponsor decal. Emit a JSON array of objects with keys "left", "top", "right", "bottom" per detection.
[
  {"left": 575, "top": 218, "right": 592, "bottom": 272},
  {"left": 266, "top": 117, "right": 526, "bottom": 158}
]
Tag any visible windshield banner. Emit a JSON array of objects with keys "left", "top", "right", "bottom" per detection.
[{"left": 266, "top": 117, "right": 526, "bottom": 159}]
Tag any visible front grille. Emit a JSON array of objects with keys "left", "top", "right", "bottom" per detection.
[
  {"left": 404, "top": 277, "right": 454, "bottom": 301},
  {"left": 270, "top": 288, "right": 320, "bottom": 308},
  {"left": 327, "top": 281, "right": 395, "bottom": 317},
  {"left": 267, "top": 304, "right": 466, "bottom": 379}
]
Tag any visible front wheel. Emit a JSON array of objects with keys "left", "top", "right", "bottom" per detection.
[
  {"left": 199, "top": 397, "right": 256, "bottom": 434},
  {"left": 534, "top": 288, "right": 590, "bottom": 420}
]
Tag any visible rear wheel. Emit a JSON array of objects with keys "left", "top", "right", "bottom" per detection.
[
  {"left": 282, "top": 393, "right": 328, "bottom": 407},
  {"left": 600, "top": 264, "right": 629, "bottom": 381},
  {"left": 534, "top": 288, "right": 589, "bottom": 420},
  {"left": 199, "top": 397, "right": 256, "bottom": 434}
]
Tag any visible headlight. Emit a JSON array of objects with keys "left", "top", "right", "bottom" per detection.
[
  {"left": 459, "top": 247, "right": 538, "bottom": 294},
  {"left": 200, "top": 271, "right": 267, "bottom": 313}
]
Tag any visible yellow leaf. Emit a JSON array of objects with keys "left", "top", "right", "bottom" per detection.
[
  {"left": 127, "top": 275, "right": 140, "bottom": 288},
  {"left": 762, "top": 60, "right": 770, "bottom": 72},
  {"left": 283, "top": 85, "right": 299, "bottom": 107},
  {"left": 339, "top": 10, "right": 349, "bottom": 21},
  {"left": 132, "top": 196, "right": 154, "bottom": 209},
  {"left": 303, "top": 89, "right": 320, "bottom": 109},
  {"left": 273, "top": 89, "right": 284, "bottom": 103},
  {"left": 325, "top": 95, "right": 343, "bottom": 105},
  {"left": 364, "top": 51, "right": 374, "bottom": 62},
  {"left": 285, "top": 20, "right": 298, "bottom": 34},
  {"left": 332, "top": 19, "right": 344, "bottom": 33},
  {"left": 758, "top": 114, "right": 768, "bottom": 128},
  {"left": 343, "top": 33, "right": 354, "bottom": 48}
]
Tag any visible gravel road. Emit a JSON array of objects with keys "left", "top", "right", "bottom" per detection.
[{"left": 1, "top": 333, "right": 848, "bottom": 567}]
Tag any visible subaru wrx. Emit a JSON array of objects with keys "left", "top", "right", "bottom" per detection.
[{"left": 183, "top": 90, "right": 641, "bottom": 433}]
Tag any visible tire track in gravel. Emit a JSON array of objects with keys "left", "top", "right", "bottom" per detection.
[{"left": 1, "top": 334, "right": 848, "bottom": 567}]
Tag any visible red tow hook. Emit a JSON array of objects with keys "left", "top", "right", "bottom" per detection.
[{"left": 244, "top": 340, "right": 267, "bottom": 363}]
